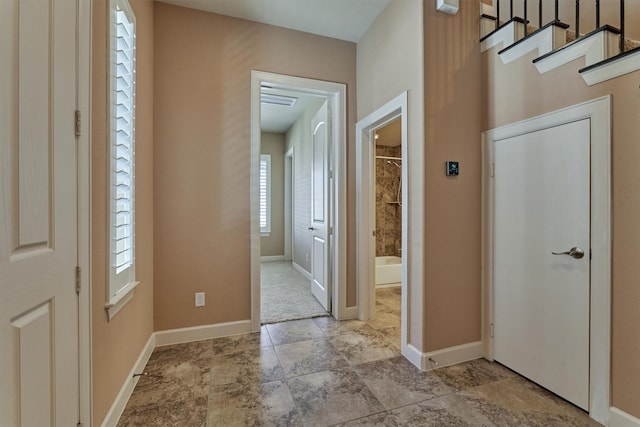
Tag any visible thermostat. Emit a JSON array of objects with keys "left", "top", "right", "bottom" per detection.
[{"left": 446, "top": 161, "right": 459, "bottom": 176}]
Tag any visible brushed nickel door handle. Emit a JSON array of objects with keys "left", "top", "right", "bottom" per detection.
[{"left": 552, "top": 246, "right": 584, "bottom": 259}]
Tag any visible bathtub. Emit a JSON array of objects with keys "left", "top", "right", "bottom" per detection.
[{"left": 375, "top": 256, "right": 402, "bottom": 286}]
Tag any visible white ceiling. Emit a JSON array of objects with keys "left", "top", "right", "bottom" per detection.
[
  {"left": 260, "top": 88, "right": 325, "bottom": 133},
  {"left": 156, "top": 0, "right": 390, "bottom": 43}
]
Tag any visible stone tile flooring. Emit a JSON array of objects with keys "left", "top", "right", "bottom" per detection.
[{"left": 118, "top": 288, "right": 600, "bottom": 426}]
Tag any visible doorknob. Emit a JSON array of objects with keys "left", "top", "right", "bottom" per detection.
[
  {"left": 551, "top": 246, "right": 585, "bottom": 259},
  {"left": 308, "top": 227, "right": 316, "bottom": 231}
]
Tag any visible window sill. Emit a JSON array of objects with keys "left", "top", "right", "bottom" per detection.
[{"left": 105, "top": 280, "right": 140, "bottom": 322}]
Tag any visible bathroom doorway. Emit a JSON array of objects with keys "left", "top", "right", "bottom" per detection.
[{"left": 356, "top": 92, "right": 408, "bottom": 356}]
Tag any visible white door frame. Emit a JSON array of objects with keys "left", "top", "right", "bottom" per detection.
[
  {"left": 482, "top": 96, "right": 611, "bottom": 425},
  {"left": 355, "top": 92, "right": 408, "bottom": 356},
  {"left": 283, "top": 147, "right": 294, "bottom": 261},
  {"left": 250, "top": 71, "right": 348, "bottom": 331},
  {"left": 78, "top": 0, "right": 92, "bottom": 424}
]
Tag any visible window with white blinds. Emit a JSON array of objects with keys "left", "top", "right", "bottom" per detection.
[
  {"left": 108, "top": 0, "right": 137, "bottom": 306},
  {"left": 260, "top": 154, "right": 271, "bottom": 234}
]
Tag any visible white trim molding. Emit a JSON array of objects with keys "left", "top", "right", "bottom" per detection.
[
  {"left": 100, "top": 334, "right": 155, "bottom": 427},
  {"left": 260, "top": 255, "right": 286, "bottom": 262},
  {"left": 534, "top": 28, "right": 620, "bottom": 74},
  {"left": 482, "top": 96, "right": 611, "bottom": 425},
  {"left": 499, "top": 24, "right": 567, "bottom": 64},
  {"left": 291, "top": 261, "right": 312, "bottom": 280},
  {"left": 406, "top": 342, "right": 484, "bottom": 372},
  {"left": 480, "top": 19, "right": 526, "bottom": 53},
  {"left": 610, "top": 408, "right": 640, "bottom": 427},
  {"left": 154, "top": 320, "right": 252, "bottom": 347},
  {"left": 580, "top": 48, "right": 640, "bottom": 86}
]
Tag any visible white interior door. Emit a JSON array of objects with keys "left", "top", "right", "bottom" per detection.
[
  {"left": 0, "top": 0, "right": 80, "bottom": 425},
  {"left": 493, "top": 119, "right": 590, "bottom": 410},
  {"left": 310, "top": 101, "right": 331, "bottom": 310}
]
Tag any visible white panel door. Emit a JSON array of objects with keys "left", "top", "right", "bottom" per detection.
[
  {"left": 0, "top": 0, "right": 80, "bottom": 425},
  {"left": 310, "top": 101, "right": 331, "bottom": 311},
  {"left": 494, "top": 119, "right": 590, "bottom": 410}
]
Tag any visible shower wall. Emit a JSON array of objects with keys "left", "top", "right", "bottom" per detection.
[{"left": 375, "top": 145, "right": 402, "bottom": 257}]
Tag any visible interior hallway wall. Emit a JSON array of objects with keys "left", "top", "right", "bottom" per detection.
[
  {"left": 260, "top": 132, "right": 285, "bottom": 257},
  {"left": 91, "top": 0, "right": 155, "bottom": 424},
  {"left": 284, "top": 98, "right": 325, "bottom": 273},
  {"left": 357, "top": 0, "right": 425, "bottom": 349},
  {"left": 153, "top": 3, "right": 356, "bottom": 330},
  {"left": 483, "top": 13, "right": 640, "bottom": 417},
  {"left": 423, "top": 1, "right": 483, "bottom": 352}
]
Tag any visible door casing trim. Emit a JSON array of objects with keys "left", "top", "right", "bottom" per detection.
[
  {"left": 355, "top": 92, "right": 408, "bottom": 357},
  {"left": 250, "top": 71, "right": 348, "bottom": 330},
  {"left": 482, "top": 95, "right": 611, "bottom": 425}
]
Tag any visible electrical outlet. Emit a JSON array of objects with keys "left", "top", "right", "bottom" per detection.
[{"left": 195, "top": 292, "right": 205, "bottom": 307}]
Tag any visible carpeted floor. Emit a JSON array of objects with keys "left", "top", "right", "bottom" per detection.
[{"left": 261, "top": 261, "right": 329, "bottom": 324}]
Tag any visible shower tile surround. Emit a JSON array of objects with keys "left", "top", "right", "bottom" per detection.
[
  {"left": 118, "top": 288, "right": 599, "bottom": 426},
  {"left": 375, "top": 145, "right": 402, "bottom": 257}
]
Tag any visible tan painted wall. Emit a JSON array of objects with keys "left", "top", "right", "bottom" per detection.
[
  {"left": 91, "top": 0, "right": 155, "bottom": 424},
  {"left": 423, "top": 2, "right": 484, "bottom": 352},
  {"left": 484, "top": 31, "right": 640, "bottom": 418},
  {"left": 153, "top": 3, "right": 356, "bottom": 330},
  {"left": 357, "top": 0, "right": 425, "bottom": 348},
  {"left": 260, "top": 132, "right": 285, "bottom": 257}
]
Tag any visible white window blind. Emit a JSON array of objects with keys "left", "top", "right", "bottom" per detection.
[
  {"left": 260, "top": 154, "right": 271, "bottom": 234},
  {"left": 109, "top": 0, "right": 136, "bottom": 304}
]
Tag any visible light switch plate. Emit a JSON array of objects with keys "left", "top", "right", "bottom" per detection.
[{"left": 195, "top": 292, "right": 205, "bottom": 307}]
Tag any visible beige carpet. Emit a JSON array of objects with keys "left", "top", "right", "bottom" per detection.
[{"left": 261, "top": 261, "right": 329, "bottom": 324}]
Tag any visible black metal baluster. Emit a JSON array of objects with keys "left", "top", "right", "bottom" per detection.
[
  {"left": 510, "top": 0, "right": 514, "bottom": 19},
  {"left": 497, "top": 0, "right": 501, "bottom": 29},
  {"left": 539, "top": 0, "right": 543, "bottom": 28},
  {"left": 595, "top": 0, "right": 600, "bottom": 27},
  {"left": 620, "top": 0, "right": 625, "bottom": 52},
  {"left": 575, "top": 0, "right": 580, "bottom": 38},
  {"left": 555, "top": 0, "right": 559, "bottom": 21},
  {"left": 524, "top": 0, "right": 528, "bottom": 35}
]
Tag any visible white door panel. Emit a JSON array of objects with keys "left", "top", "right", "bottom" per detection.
[
  {"left": 0, "top": 0, "right": 80, "bottom": 424},
  {"left": 310, "top": 101, "right": 330, "bottom": 311},
  {"left": 494, "top": 119, "right": 590, "bottom": 410}
]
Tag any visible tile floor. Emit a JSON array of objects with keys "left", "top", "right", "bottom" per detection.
[{"left": 118, "top": 288, "right": 600, "bottom": 426}]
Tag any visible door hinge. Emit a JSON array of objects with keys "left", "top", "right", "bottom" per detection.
[
  {"left": 75, "top": 266, "right": 81, "bottom": 294},
  {"left": 329, "top": 170, "right": 334, "bottom": 179},
  {"left": 372, "top": 230, "right": 376, "bottom": 237},
  {"left": 490, "top": 323, "right": 494, "bottom": 338},
  {"left": 328, "top": 226, "right": 334, "bottom": 236},
  {"left": 75, "top": 110, "right": 81, "bottom": 137},
  {"left": 490, "top": 163, "right": 495, "bottom": 177}
]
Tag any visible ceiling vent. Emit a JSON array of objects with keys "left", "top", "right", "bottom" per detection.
[{"left": 261, "top": 93, "right": 298, "bottom": 107}]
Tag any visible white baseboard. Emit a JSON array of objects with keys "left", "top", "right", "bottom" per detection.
[
  {"left": 610, "top": 407, "right": 640, "bottom": 427},
  {"left": 154, "top": 319, "right": 252, "bottom": 347},
  {"left": 376, "top": 283, "right": 401, "bottom": 289},
  {"left": 260, "top": 255, "right": 287, "bottom": 262},
  {"left": 406, "top": 341, "right": 484, "bottom": 371},
  {"left": 292, "top": 261, "right": 311, "bottom": 280},
  {"left": 100, "top": 333, "right": 156, "bottom": 427}
]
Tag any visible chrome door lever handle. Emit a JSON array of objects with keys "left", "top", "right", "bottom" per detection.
[
  {"left": 552, "top": 246, "right": 584, "bottom": 259},
  {"left": 308, "top": 227, "right": 316, "bottom": 231}
]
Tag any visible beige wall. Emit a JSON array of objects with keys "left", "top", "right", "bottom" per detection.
[
  {"left": 260, "top": 132, "right": 285, "bottom": 257},
  {"left": 423, "top": 2, "right": 484, "bottom": 351},
  {"left": 484, "top": 28, "right": 640, "bottom": 418},
  {"left": 153, "top": 3, "right": 356, "bottom": 330},
  {"left": 357, "top": 0, "right": 425, "bottom": 347},
  {"left": 91, "top": 0, "right": 155, "bottom": 424}
]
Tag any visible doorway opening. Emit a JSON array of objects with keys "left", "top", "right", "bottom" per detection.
[
  {"left": 356, "top": 92, "right": 408, "bottom": 356},
  {"left": 250, "top": 71, "right": 348, "bottom": 330}
]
